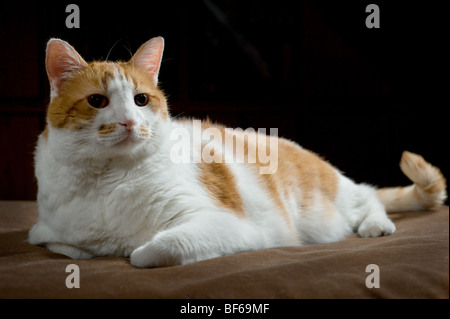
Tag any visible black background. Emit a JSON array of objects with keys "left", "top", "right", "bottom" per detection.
[{"left": 0, "top": 0, "right": 447, "bottom": 201}]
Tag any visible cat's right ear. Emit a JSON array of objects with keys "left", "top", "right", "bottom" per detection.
[{"left": 46, "top": 38, "right": 87, "bottom": 97}]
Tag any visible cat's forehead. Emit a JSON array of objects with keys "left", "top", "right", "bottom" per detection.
[{"left": 89, "top": 62, "right": 147, "bottom": 91}]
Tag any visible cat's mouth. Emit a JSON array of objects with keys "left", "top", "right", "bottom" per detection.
[
  {"left": 97, "top": 123, "right": 150, "bottom": 148},
  {"left": 115, "top": 131, "right": 136, "bottom": 146}
]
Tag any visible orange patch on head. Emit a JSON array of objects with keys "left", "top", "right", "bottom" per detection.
[
  {"left": 47, "top": 96, "right": 98, "bottom": 130},
  {"left": 46, "top": 63, "right": 107, "bottom": 130},
  {"left": 198, "top": 161, "right": 245, "bottom": 217}
]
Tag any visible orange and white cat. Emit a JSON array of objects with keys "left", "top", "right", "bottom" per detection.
[{"left": 29, "top": 37, "right": 447, "bottom": 267}]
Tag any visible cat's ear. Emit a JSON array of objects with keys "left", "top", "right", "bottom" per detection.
[
  {"left": 130, "top": 37, "right": 164, "bottom": 86},
  {"left": 46, "top": 38, "right": 87, "bottom": 96}
]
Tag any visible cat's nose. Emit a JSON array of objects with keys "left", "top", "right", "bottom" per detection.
[{"left": 119, "top": 120, "right": 137, "bottom": 132}]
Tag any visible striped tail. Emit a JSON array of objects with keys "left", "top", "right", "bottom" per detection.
[{"left": 377, "top": 151, "right": 447, "bottom": 213}]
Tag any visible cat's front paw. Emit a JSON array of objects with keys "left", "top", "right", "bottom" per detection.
[
  {"left": 130, "top": 241, "right": 178, "bottom": 268},
  {"left": 358, "top": 216, "right": 396, "bottom": 238},
  {"left": 130, "top": 244, "right": 157, "bottom": 268}
]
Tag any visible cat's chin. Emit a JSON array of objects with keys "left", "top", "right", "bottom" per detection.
[
  {"left": 110, "top": 137, "right": 145, "bottom": 153},
  {"left": 115, "top": 133, "right": 140, "bottom": 147},
  {"left": 106, "top": 136, "right": 150, "bottom": 158}
]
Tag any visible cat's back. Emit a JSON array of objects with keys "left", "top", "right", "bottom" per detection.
[{"left": 173, "top": 118, "right": 341, "bottom": 227}]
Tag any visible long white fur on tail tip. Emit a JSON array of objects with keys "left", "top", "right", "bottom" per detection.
[{"left": 377, "top": 151, "right": 447, "bottom": 213}]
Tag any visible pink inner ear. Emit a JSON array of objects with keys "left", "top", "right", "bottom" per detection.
[
  {"left": 46, "top": 39, "right": 87, "bottom": 94},
  {"left": 131, "top": 37, "right": 164, "bottom": 86}
]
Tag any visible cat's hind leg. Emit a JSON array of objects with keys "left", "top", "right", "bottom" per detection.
[
  {"left": 354, "top": 184, "right": 396, "bottom": 238},
  {"left": 337, "top": 177, "right": 395, "bottom": 238}
]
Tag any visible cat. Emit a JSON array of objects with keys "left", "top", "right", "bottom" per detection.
[{"left": 28, "top": 37, "right": 447, "bottom": 267}]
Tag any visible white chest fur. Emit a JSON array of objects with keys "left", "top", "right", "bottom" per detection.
[{"left": 29, "top": 124, "right": 208, "bottom": 258}]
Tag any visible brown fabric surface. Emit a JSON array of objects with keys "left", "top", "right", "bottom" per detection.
[{"left": 0, "top": 201, "right": 448, "bottom": 298}]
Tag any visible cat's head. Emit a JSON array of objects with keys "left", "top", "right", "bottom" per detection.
[{"left": 44, "top": 37, "right": 168, "bottom": 160}]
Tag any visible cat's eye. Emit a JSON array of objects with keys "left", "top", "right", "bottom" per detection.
[
  {"left": 134, "top": 93, "right": 149, "bottom": 107},
  {"left": 87, "top": 94, "right": 109, "bottom": 109}
]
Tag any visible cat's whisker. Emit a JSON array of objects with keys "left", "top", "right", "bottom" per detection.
[
  {"left": 172, "top": 112, "right": 185, "bottom": 119},
  {"left": 106, "top": 38, "right": 122, "bottom": 61},
  {"left": 122, "top": 44, "right": 133, "bottom": 61}
]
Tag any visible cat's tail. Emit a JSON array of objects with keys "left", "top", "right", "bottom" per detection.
[{"left": 376, "top": 151, "right": 447, "bottom": 213}]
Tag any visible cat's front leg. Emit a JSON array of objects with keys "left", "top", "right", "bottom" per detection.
[
  {"left": 46, "top": 242, "right": 94, "bottom": 259},
  {"left": 130, "top": 212, "right": 261, "bottom": 267},
  {"left": 130, "top": 236, "right": 211, "bottom": 268},
  {"left": 29, "top": 221, "right": 94, "bottom": 259}
]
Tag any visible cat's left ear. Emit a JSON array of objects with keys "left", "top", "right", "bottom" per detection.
[{"left": 130, "top": 37, "right": 164, "bottom": 86}]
